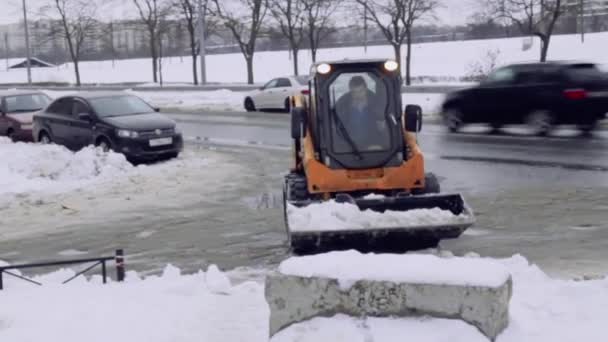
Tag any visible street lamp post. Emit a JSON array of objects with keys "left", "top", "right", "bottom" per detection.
[{"left": 22, "top": 0, "right": 32, "bottom": 85}]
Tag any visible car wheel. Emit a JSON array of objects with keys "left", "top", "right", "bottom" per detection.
[
  {"left": 97, "top": 138, "right": 111, "bottom": 152},
  {"left": 39, "top": 132, "right": 52, "bottom": 144},
  {"left": 244, "top": 97, "right": 256, "bottom": 112},
  {"left": 443, "top": 107, "right": 464, "bottom": 133},
  {"left": 525, "top": 110, "right": 554, "bottom": 136},
  {"left": 577, "top": 120, "right": 598, "bottom": 135},
  {"left": 7, "top": 129, "right": 15, "bottom": 142},
  {"left": 412, "top": 173, "right": 440, "bottom": 195}
]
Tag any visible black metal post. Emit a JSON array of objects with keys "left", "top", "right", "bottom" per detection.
[
  {"left": 0, "top": 270, "right": 3, "bottom": 290},
  {"left": 115, "top": 249, "right": 125, "bottom": 282},
  {"left": 102, "top": 260, "right": 107, "bottom": 284}
]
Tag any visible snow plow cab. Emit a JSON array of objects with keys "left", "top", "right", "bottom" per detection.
[{"left": 283, "top": 59, "right": 475, "bottom": 255}]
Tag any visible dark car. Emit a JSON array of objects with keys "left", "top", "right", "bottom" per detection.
[
  {"left": 441, "top": 62, "right": 608, "bottom": 135},
  {"left": 33, "top": 92, "right": 183, "bottom": 161},
  {"left": 0, "top": 90, "right": 52, "bottom": 142}
]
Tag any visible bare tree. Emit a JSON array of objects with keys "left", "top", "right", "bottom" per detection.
[
  {"left": 173, "top": 0, "right": 216, "bottom": 84},
  {"left": 488, "top": 0, "right": 565, "bottom": 62},
  {"left": 212, "top": 0, "right": 268, "bottom": 84},
  {"left": 50, "top": 0, "right": 99, "bottom": 86},
  {"left": 271, "top": 0, "right": 305, "bottom": 75},
  {"left": 132, "top": 0, "right": 173, "bottom": 83},
  {"left": 356, "top": 0, "right": 438, "bottom": 85},
  {"left": 302, "top": 0, "right": 338, "bottom": 63}
]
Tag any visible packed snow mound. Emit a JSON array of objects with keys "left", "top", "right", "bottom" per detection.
[
  {"left": 1, "top": 255, "right": 607, "bottom": 341},
  {"left": 271, "top": 314, "right": 489, "bottom": 342},
  {"left": 278, "top": 250, "right": 511, "bottom": 288},
  {"left": 206, "top": 264, "right": 232, "bottom": 295},
  {"left": 0, "top": 262, "right": 269, "bottom": 342},
  {"left": 286, "top": 201, "right": 472, "bottom": 232},
  {"left": 0, "top": 140, "right": 133, "bottom": 196}
]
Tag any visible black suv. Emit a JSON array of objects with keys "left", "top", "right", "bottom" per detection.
[
  {"left": 33, "top": 92, "right": 183, "bottom": 161},
  {"left": 441, "top": 62, "right": 608, "bottom": 135}
]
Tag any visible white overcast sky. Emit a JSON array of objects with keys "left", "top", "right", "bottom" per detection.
[{"left": 1, "top": 0, "right": 478, "bottom": 26}]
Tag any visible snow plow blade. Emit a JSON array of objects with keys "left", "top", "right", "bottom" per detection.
[{"left": 285, "top": 193, "right": 475, "bottom": 255}]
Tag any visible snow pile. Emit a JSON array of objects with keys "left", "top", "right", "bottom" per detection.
[
  {"left": 0, "top": 140, "right": 132, "bottom": 197},
  {"left": 278, "top": 250, "right": 510, "bottom": 288},
  {"left": 271, "top": 314, "right": 489, "bottom": 342},
  {"left": 0, "top": 254, "right": 607, "bottom": 341},
  {"left": 0, "top": 263, "right": 269, "bottom": 342},
  {"left": 286, "top": 201, "right": 472, "bottom": 232}
]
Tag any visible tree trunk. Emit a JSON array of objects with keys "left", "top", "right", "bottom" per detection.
[
  {"left": 150, "top": 32, "right": 158, "bottom": 83},
  {"left": 190, "top": 30, "right": 198, "bottom": 85},
  {"left": 192, "top": 52, "right": 198, "bottom": 85},
  {"left": 540, "top": 35, "right": 550, "bottom": 62},
  {"left": 405, "top": 30, "right": 412, "bottom": 86},
  {"left": 393, "top": 43, "right": 402, "bottom": 81},
  {"left": 246, "top": 55, "right": 254, "bottom": 84},
  {"left": 293, "top": 47, "right": 299, "bottom": 75},
  {"left": 74, "top": 60, "right": 81, "bottom": 86},
  {"left": 311, "top": 47, "right": 317, "bottom": 63}
]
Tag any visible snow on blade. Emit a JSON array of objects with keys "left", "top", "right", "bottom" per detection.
[
  {"left": 286, "top": 201, "right": 471, "bottom": 232},
  {"left": 271, "top": 314, "right": 489, "bottom": 342},
  {"left": 278, "top": 250, "right": 511, "bottom": 289}
]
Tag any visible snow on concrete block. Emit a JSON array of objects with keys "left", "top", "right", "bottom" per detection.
[{"left": 266, "top": 251, "right": 512, "bottom": 341}]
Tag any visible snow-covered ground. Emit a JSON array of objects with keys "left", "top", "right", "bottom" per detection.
[
  {"left": 1, "top": 252, "right": 606, "bottom": 342},
  {"left": 286, "top": 201, "right": 472, "bottom": 232},
  {"left": 37, "top": 88, "right": 444, "bottom": 114},
  {"left": 2, "top": 32, "right": 608, "bottom": 85}
]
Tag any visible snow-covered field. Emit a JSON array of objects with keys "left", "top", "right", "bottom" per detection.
[
  {"left": 1, "top": 251, "right": 606, "bottom": 342},
  {"left": 286, "top": 201, "right": 472, "bottom": 232},
  {"left": 2, "top": 32, "right": 608, "bottom": 85}
]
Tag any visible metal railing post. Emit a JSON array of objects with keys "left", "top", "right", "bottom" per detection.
[
  {"left": 102, "top": 260, "right": 107, "bottom": 284},
  {"left": 115, "top": 249, "right": 125, "bottom": 282},
  {"left": 0, "top": 270, "right": 3, "bottom": 290}
]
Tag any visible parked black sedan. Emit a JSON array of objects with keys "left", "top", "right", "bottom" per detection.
[
  {"left": 441, "top": 62, "right": 608, "bottom": 135},
  {"left": 33, "top": 92, "right": 183, "bottom": 161}
]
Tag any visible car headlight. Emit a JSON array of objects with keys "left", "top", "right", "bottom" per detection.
[
  {"left": 174, "top": 126, "right": 181, "bottom": 134},
  {"left": 117, "top": 129, "right": 139, "bottom": 138}
]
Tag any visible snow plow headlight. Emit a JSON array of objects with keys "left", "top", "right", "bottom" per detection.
[
  {"left": 384, "top": 60, "right": 399, "bottom": 72},
  {"left": 117, "top": 129, "right": 139, "bottom": 138},
  {"left": 316, "top": 63, "right": 331, "bottom": 74}
]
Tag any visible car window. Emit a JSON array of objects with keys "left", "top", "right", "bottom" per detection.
[
  {"left": 72, "top": 100, "right": 91, "bottom": 117},
  {"left": 46, "top": 98, "right": 72, "bottom": 116},
  {"left": 89, "top": 95, "right": 154, "bottom": 117},
  {"left": 564, "top": 64, "right": 604, "bottom": 82},
  {"left": 263, "top": 79, "right": 279, "bottom": 90},
  {"left": 4, "top": 94, "right": 51, "bottom": 113},
  {"left": 295, "top": 76, "right": 309, "bottom": 85},
  {"left": 276, "top": 78, "right": 292, "bottom": 87},
  {"left": 485, "top": 67, "right": 516, "bottom": 85}
]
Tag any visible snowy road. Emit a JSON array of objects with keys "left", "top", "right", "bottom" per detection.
[{"left": 1, "top": 111, "right": 607, "bottom": 281}]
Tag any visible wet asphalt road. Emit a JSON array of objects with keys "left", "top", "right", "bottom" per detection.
[
  {"left": 173, "top": 111, "right": 608, "bottom": 279},
  {"left": 1, "top": 110, "right": 607, "bottom": 281}
]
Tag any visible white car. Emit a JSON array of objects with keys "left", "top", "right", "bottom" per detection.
[{"left": 244, "top": 76, "right": 310, "bottom": 112}]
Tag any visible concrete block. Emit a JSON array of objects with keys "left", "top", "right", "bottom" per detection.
[{"left": 265, "top": 272, "right": 511, "bottom": 341}]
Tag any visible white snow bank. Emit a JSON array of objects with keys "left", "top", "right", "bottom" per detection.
[
  {"left": 271, "top": 314, "right": 489, "bottom": 342},
  {"left": 1, "top": 254, "right": 607, "bottom": 341},
  {"left": 286, "top": 201, "right": 471, "bottom": 232},
  {"left": 278, "top": 250, "right": 510, "bottom": 288},
  {"left": 129, "top": 89, "right": 244, "bottom": 112},
  {"left": 0, "top": 139, "right": 132, "bottom": 197},
  {"left": 0, "top": 263, "right": 269, "bottom": 342},
  {"left": 0, "top": 139, "right": 209, "bottom": 209}
]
